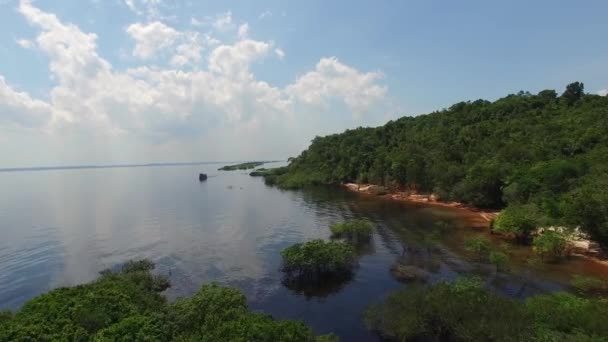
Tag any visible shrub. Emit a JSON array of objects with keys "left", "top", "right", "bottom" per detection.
[
  {"left": 329, "top": 220, "right": 373, "bottom": 243},
  {"left": 488, "top": 250, "right": 510, "bottom": 271},
  {"left": 0, "top": 260, "right": 332, "bottom": 341},
  {"left": 532, "top": 230, "right": 568, "bottom": 261},
  {"left": 493, "top": 204, "right": 541, "bottom": 243},
  {"left": 365, "top": 278, "right": 531, "bottom": 341},
  {"left": 464, "top": 236, "right": 492, "bottom": 261},
  {"left": 365, "top": 279, "right": 608, "bottom": 341},
  {"left": 570, "top": 275, "right": 608, "bottom": 296},
  {"left": 281, "top": 240, "right": 356, "bottom": 280}
]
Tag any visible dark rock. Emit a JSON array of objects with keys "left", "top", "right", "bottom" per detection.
[{"left": 199, "top": 173, "right": 207, "bottom": 181}]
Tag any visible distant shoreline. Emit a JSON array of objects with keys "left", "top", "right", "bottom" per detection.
[{"left": 0, "top": 160, "right": 285, "bottom": 173}]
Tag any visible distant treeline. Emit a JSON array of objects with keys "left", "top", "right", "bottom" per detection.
[
  {"left": 218, "top": 161, "right": 267, "bottom": 171},
  {"left": 268, "top": 82, "right": 608, "bottom": 247}
]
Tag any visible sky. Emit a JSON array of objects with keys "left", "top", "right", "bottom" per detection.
[{"left": 0, "top": 0, "right": 607, "bottom": 167}]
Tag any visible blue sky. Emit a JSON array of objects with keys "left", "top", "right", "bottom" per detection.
[{"left": 0, "top": 0, "right": 607, "bottom": 166}]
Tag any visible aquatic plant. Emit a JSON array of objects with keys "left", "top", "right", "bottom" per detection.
[
  {"left": 365, "top": 278, "right": 608, "bottom": 341},
  {"left": 488, "top": 250, "right": 510, "bottom": 271},
  {"left": 281, "top": 239, "right": 356, "bottom": 280},
  {"left": 464, "top": 236, "right": 492, "bottom": 261},
  {"left": 329, "top": 219, "right": 373, "bottom": 243},
  {"left": 0, "top": 260, "right": 334, "bottom": 341},
  {"left": 570, "top": 275, "right": 608, "bottom": 296}
]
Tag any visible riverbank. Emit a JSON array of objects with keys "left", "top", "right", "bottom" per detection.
[
  {"left": 344, "top": 183, "right": 499, "bottom": 228},
  {"left": 343, "top": 182, "right": 608, "bottom": 268}
]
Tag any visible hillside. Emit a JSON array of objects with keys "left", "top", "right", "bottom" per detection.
[{"left": 269, "top": 83, "right": 608, "bottom": 246}]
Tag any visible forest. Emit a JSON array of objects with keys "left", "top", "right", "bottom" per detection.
[{"left": 268, "top": 83, "right": 608, "bottom": 247}]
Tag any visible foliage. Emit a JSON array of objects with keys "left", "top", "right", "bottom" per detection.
[
  {"left": 488, "top": 250, "right": 510, "bottom": 271},
  {"left": 365, "top": 278, "right": 532, "bottom": 341},
  {"left": 219, "top": 161, "right": 267, "bottom": 171},
  {"left": 464, "top": 236, "right": 492, "bottom": 261},
  {"left": 532, "top": 230, "right": 568, "bottom": 261},
  {"left": 0, "top": 260, "right": 333, "bottom": 341},
  {"left": 265, "top": 83, "right": 608, "bottom": 247},
  {"left": 492, "top": 204, "right": 542, "bottom": 243},
  {"left": 570, "top": 275, "right": 608, "bottom": 296},
  {"left": 365, "top": 278, "right": 608, "bottom": 341},
  {"left": 281, "top": 240, "right": 356, "bottom": 280},
  {"left": 329, "top": 220, "right": 373, "bottom": 243}
]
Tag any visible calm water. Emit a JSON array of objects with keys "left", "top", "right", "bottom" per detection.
[{"left": 0, "top": 162, "right": 567, "bottom": 340}]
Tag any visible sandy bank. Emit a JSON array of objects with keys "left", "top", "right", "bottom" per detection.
[{"left": 344, "top": 183, "right": 499, "bottom": 225}]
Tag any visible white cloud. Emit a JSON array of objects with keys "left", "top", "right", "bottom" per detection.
[
  {"left": 212, "top": 11, "right": 233, "bottom": 31},
  {"left": 286, "top": 57, "right": 386, "bottom": 113},
  {"left": 0, "top": 75, "right": 53, "bottom": 128},
  {"left": 275, "top": 48, "right": 285, "bottom": 60},
  {"left": 126, "top": 21, "right": 179, "bottom": 59},
  {"left": 598, "top": 89, "right": 608, "bottom": 96},
  {"left": 237, "top": 23, "right": 249, "bottom": 40},
  {"left": 258, "top": 10, "right": 272, "bottom": 20},
  {"left": 170, "top": 32, "right": 202, "bottom": 66},
  {"left": 15, "top": 38, "right": 34, "bottom": 49},
  {"left": 3, "top": 0, "right": 387, "bottom": 162},
  {"left": 123, "top": 0, "right": 163, "bottom": 19},
  {"left": 190, "top": 17, "right": 202, "bottom": 27}
]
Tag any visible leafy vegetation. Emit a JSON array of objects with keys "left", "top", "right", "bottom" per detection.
[
  {"left": 0, "top": 260, "right": 334, "bottom": 341},
  {"left": 264, "top": 83, "right": 608, "bottom": 247},
  {"left": 532, "top": 230, "right": 569, "bottom": 261},
  {"left": 281, "top": 240, "right": 356, "bottom": 281},
  {"left": 329, "top": 220, "right": 373, "bottom": 243},
  {"left": 365, "top": 278, "right": 608, "bottom": 341},
  {"left": 219, "top": 161, "right": 267, "bottom": 171},
  {"left": 488, "top": 250, "right": 510, "bottom": 271},
  {"left": 570, "top": 275, "right": 608, "bottom": 297},
  {"left": 464, "top": 236, "right": 493, "bottom": 261}
]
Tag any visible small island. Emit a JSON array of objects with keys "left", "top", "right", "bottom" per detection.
[{"left": 218, "top": 161, "right": 271, "bottom": 171}]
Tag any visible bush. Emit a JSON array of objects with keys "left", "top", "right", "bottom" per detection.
[
  {"left": 0, "top": 260, "right": 333, "bottom": 341},
  {"left": 532, "top": 230, "right": 568, "bottom": 261},
  {"left": 365, "top": 278, "right": 608, "bottom": 341},
  {"left": 493, "top": 204, "right": 541, "bottom": 243},
  {"left": 281, "top": 240, "right": 356, "bottom": 280},
  {"left": 570, "top": 275, "right": 608, "bottom": 296},
  {"left": 488, "top": 250, "right": 510, "bottom": 271},
  {"left": 365, "top": 278, "right": 531, "bottom": 341},
  {"left": 464, "top": 236, "right": 492, "bottom": 261},
  {"left": 329, "top": 220, "right": 373, "bottom": 243}
]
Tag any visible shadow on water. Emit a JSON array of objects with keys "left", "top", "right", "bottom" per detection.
[{"left": 281, "top": 272, "right": 355, "bottom": 299}]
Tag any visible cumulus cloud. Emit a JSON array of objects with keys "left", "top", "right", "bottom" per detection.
[
  {"left": 286, "top": 57, "right": 386, "bottom": 113},
  {"left": 126, "top": 21, "right": 179, "bottom": 59},
  {"left": 0, "top": 76, "right": 53, "bottom": 128},
  {"left": 598, "top": 89, "right": 608, "bottom": 96},
  {"left": 2, "top": 0, "right": 387, "bottom": 161},
  {"left": 275, "top": 48, "right": 285, "bottom": 60}
]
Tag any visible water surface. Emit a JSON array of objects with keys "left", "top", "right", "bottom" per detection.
[{"left": 0, "top": 162, "right": 580, "bottom": 340}]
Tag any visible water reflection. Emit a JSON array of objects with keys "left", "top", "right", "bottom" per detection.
[{"left": 0, "top": 163, "right": 592, "bottom": 341}]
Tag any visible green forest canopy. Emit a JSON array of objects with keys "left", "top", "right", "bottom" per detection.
[
  {"left": 0, "top": 260, "right": 335, "bottom": 341},
  {"left": 270, "top": 83, "right": 608, "bottom": 247}
]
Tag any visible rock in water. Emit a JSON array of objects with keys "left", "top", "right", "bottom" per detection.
[{"left": 199, "top": 173, "right": 208, "bottom": 181}]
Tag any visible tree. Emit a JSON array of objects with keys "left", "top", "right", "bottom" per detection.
[
  {"left": 561, "top": 81, "right": 584, "bottom": 105},
  {"left": 492, "top": 204, "right": 542, "bottom": 243}
]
